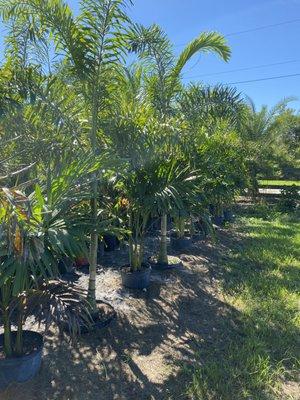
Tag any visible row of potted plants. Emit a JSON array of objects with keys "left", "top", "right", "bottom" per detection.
[{"left": 0, "top": 149, "right": 238, "bottom": 390}]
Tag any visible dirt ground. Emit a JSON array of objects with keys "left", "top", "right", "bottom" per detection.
[{"left": 0, "top": 230, "right": 279, "bottom": 400}]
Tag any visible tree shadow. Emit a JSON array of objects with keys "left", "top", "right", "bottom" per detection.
[
  {"left": 2, "top": 219, "right": 298, "bottom": 400},
  {"left": 2, "top": 244, "right": 245, "bottom": 400}
]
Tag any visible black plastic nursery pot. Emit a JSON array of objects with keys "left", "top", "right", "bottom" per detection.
[
  {"left": 97, "top": 241, "right": 105, "bottom": 257},
  {"left": 0, "top": 330, "right": 43, "bottom": 391},
  {"left": 103, "top": 234, "right": 119, "bottom": 252},
  {"left": 170, "top": 234, "right": 192, "bottom": 251},
  {"left": 212, "top": 215, "right": 224, "bottom": 226},
  {"left": 63, "top": 300, "right": 116, "bottom": 335},
  {"left": 223, "top": 209, "right": 234, "bottom": 222},
  {"left": 121, "top": 264, "right": 152, "bottom": 289},
  {"left": 191, "top": 233, "right": 205, "bottom": 242},
  {"left": 81, "top": 300, "right": 116, "bottom": 333}
]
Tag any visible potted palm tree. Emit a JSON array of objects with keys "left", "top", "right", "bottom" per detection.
[
  {"left": 0, "top": 187, "right": 90, "bottom": 390},
  {"left": 170, "top": 210, "right": 192, "bottom": 251},
  {"left": 117, "top": 149, "right": 198, "bottom": 286},
  {"left": 42, "top": 156, "right": 118, "bottom": 331},
  {"left": 120, "top": 199, "right": 152, "bottom": 290},
  {"left": 1, "top": 0, "right": 133, "bottom": 317},
  {"left": 118, "top": 167, "right": 154, "bottom": 290},
  {"left": 152, "top": 162, "right": 200, "bottom": 269},
  {"left": 128, "top": 23, "right": 230, "bottom": 267}
]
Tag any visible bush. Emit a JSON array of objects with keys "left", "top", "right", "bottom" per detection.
[{"left": 277, "top": 185, "right": 300, "bottom": 212}]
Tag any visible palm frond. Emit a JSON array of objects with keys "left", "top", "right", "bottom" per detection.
[
  {"left": 170, "top": 32, "right": 230, "bottom": 86},
  {"left": 19, "top": 280, "right": 92, "bottom": 337}
]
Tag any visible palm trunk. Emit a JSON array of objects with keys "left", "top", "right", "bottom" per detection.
[
  {"left": 15, "top": 309, "right": 23, "bottom": 356},
  {"left": 3, "top": 312, "right": 12, "bottom": 357},
  {"left": 87, "top": 181, "right": 98, "bottom": 312},
  {"left": 87, "top": 88, "right": 99, "bottom": 312},
  {"left": 2, "top": 284, "right": 12, "bottom": 357},
  {"left": 158, "top": 213, "right": 168, "bottom": 264}
]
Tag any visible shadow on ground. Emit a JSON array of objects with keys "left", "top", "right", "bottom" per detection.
[{"left": 2, "top": 219, "right": 298, "bottom": 400}]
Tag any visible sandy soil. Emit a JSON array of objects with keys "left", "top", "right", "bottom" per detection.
[{"left": 1, "top": 230, "right": 296, "bottom": 400}]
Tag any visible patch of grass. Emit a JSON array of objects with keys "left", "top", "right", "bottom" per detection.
[
  {"left": 259, "top": 180, "right": 300, "bottom": 187},
  {"left": 186, "top": 214, "right": 300, "bottom": 400}
]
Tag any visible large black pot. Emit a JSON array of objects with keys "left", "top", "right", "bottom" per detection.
[
  {"left": 170, "top": 234, "right": 192, "bottom": 251},
  {"left": 103, "top": 234, "right": 119, "bottom": 252},
  {"left": 223, "top": 209, "right": 234, "bottom": 222},
  {"left": 81, "top": 300, "right": 116, "bottom": 333},
  {"left": 212, "top": 215, "right": 224, "bottom": 226},
  {"left": 0, "top": 330, "right": 43, "bottom": 391},
  {"left": 121, "top": 264, "right": 151, "bottom": 289}
]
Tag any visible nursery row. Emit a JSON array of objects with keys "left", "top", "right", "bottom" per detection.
[{"left": 0, "top": 0, "right": 299, "bottom": 392}]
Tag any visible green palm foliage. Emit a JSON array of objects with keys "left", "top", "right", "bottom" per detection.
[
  {"left": 241, "top": 97, "right": 296, "bottom": 194},
  {"left": 127, "top": 23, "right": 231, "bottom": 263},
  {"left": 117, "top": 155, "right": 199, "bottom": 270},
  {"left": 1, "top": 0, "right": 133, "bottom": 310},
  {"left": 0, "top": 172, "right": 93, "bottom": 356},
  {"left": 128, "top": 24, "right": 230, "bottom": 116},
  {"left": 178, "top": 83, "right": 245, "bottom": 132}
]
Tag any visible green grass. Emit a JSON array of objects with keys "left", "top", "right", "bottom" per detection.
[
  {"left": 259, "top": 180, "right": 300, "bottom": 187},
  {"left": 186, "top": 212, "right": 300, "bottom": 400}
]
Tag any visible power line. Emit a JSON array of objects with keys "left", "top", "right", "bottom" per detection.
[
  {"left": 225, "top": 18, "right": 300, "bottom": 37},
  {"left": 184, "top": 59, "right": 300, "bottom": 79},
  {"left": 227, "top": 73, "right": 300, "bottom": 85},
  {"left": 174, "top": 18, "right": 300, "bottom": 48}
]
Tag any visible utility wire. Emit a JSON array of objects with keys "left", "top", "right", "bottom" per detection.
[
  {"left": 184, "top": 59, "right": 300, "bottom": 79},
  {"left": 174, "top": 18, "right": 300, "bottom": 48},
  {"left": 225, "top": 18, "right": 300, "bottom": 37},
  {"left": 227, "top": 73, "right": 300, "bottom": 85}
]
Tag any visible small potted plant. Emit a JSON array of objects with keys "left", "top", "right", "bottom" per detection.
[
  {"left": 0, "top": 187, "right": 90, "bottom": 390},
  {"left": 209, "top": 202, "right": 224, "bottom": 226},
  {"left": 152, "top": 162, "right": 199, "bottom": 270},
  {"left": 117, "top": 194, "right": 152, "bottom": 289},
  {"left": 170, "top": 210, "right": 192, "bottom": 251}
]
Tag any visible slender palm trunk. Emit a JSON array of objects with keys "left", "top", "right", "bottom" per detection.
[
  {"left": 2, "top": 284, "right": 12, "bottom": 357},
  {"left": 87, "top": 90, "right": 99, "bottom": 312},
  {"left": 3, "top": 315, "right": 12, "bottom": 357},
  {"left": 87, "top": 187, "right": 98, "bottom": 311},
  {"left": 158, "top": 213, "right": 168, "bottom": 264},
  {"left": 15, "top": 305, "right": 23, "bottom": 356}
]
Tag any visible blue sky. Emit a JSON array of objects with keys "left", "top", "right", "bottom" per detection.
[{"left": 1, "top": 0, "right": 300, "bottom": 110}]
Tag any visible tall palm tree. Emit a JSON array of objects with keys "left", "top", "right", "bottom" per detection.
[
  {"left": 1, "top": 0, "right": 132, "bottom": 310},
  {"left": 128, "top": 24, "right": 231, "bottom": 264}
]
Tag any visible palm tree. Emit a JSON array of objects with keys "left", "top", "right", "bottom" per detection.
[
  {"left": 178, "top": 83, "right": 245, "bottom": 133},
  {"left": 127, "top": 24, "right": 231, "bottom": 264},
  {"left": 1, "top": 0, "right": 132, "bottom": 310},
  {"left": 241, "top": 97, "right": 295, "bottom": 195},
  {"left": 0, "top": 147, "right": 103, "bottom": 354}
]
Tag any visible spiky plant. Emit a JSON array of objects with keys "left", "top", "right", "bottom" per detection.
[{"left": 0, "top": 180, "right": 93, "bottom": 357}]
